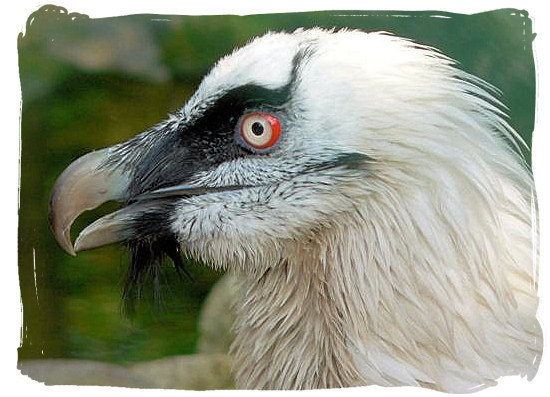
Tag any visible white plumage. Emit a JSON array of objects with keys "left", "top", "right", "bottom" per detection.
[{"left": 50, "top": 29, "right": 542, "bottom": 392}]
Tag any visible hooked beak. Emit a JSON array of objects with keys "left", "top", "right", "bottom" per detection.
[
  {"left": 49, "top": 148, "right": 252, "bottom": 256},
  {"left": 49, "top": 148, "right": 130, "bottom": 256}
]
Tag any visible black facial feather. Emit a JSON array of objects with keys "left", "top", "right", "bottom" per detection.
[
  {"left": 122, "top": 236, "right": 193, "bottom": 315},
  {"left": 124, "top": 81, "right": 297, "bottom": 200},
  {"left": 118, "top": 200, "right": 190, "bottom": 314}
]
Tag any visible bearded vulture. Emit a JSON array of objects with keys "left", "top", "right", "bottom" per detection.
[{"left": 49, "top": 29, "right": 542, "bottom": 392}]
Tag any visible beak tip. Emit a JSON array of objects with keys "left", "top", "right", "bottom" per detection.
[
  {"left": 60, "top": 233, "right": 77, "bottom": 256},
  {"left": 49, "top": 210, "right": 76, "bottom": 256}
]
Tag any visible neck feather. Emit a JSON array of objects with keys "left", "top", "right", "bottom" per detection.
[
  {"left": 230, "top": 236, "right": 365, "bottom": 390},
  {"left": 229, "top": 176, "right": 540, "bottom": 391}
]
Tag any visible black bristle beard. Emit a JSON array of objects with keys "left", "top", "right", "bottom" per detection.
[{"left": 122, "top": 235, "right": 192, "bottom": 316}]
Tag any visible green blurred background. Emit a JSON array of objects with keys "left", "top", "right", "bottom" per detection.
[{"left": 17, "top": 6, "right": 535, "bottom": 364}]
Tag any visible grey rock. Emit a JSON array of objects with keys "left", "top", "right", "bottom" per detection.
[
  {"left": 19, "top": 354, "right": 234, "bottom": 390},
  {"left": 197, "top": 273, "right": 238, "bottom": 354}
]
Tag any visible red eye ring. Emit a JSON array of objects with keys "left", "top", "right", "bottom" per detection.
[{"left": 239, "top": 112, "right": 281, "bottom": 150}]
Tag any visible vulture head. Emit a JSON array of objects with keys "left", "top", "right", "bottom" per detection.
[{"left": 50, "top": 29, "right": 541, "bottom": 391}]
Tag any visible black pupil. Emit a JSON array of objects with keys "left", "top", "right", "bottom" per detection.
[{"left": 251, "top": 121, "right": 265, "bottom": 136}]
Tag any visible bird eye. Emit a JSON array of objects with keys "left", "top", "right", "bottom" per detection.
[{"left": 239, "top": 112, "right": 281, "bottom": 150}]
